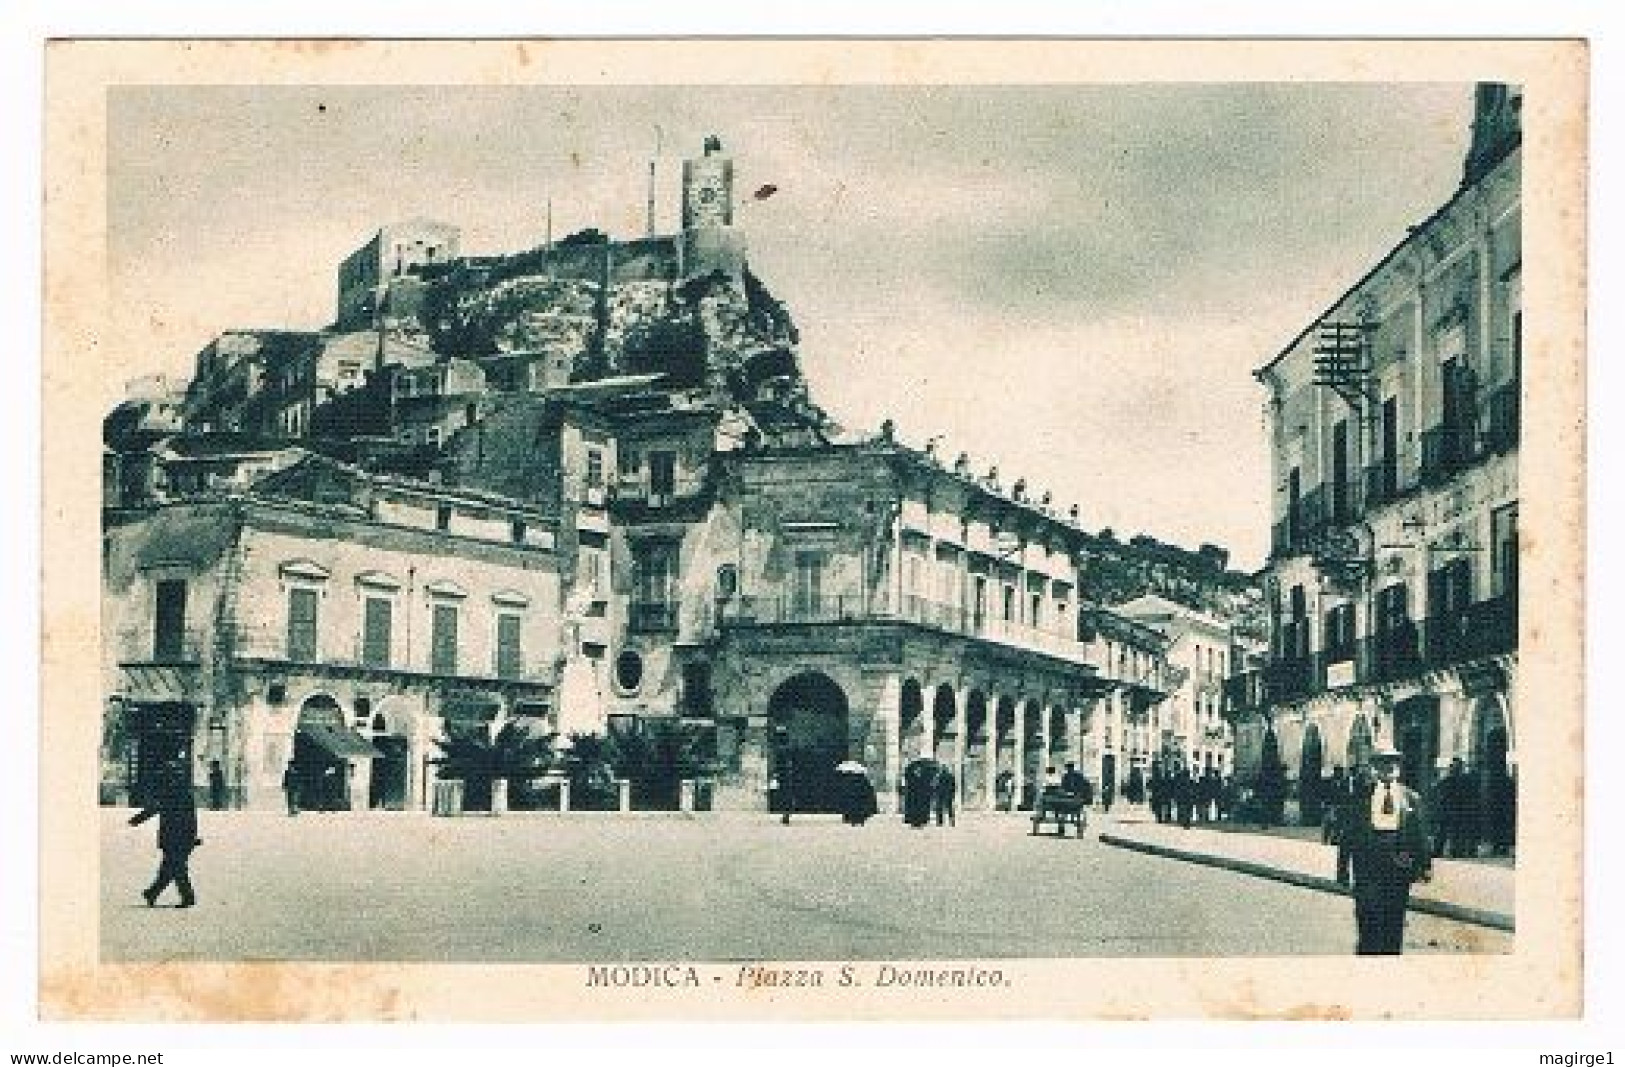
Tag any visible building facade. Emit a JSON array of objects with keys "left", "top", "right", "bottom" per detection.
[
  {"left": 1116, "top": 594, "right": 1243, "bottom": 776},
  {"left": 1240, "top": 85, "right": 1520, "bottom": 825},
  {"left": 101, "top": 454, "right": 562, "bottom": 812}
]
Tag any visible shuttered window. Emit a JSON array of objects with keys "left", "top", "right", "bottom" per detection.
[
  {"left": 495, "top": 613, "right": 522, "bottom": 679},
  {"left": 362, "top": 597, "right": 392, "bottom": 668},
  {"left": 153, "top": 579, "right": 187, "bottom": 660},
  {"left": 287, "top": 588, "right": 319, "bottom": 662},
  {"left": 431, "top": 603, "right": 459, "bottom": 675}
]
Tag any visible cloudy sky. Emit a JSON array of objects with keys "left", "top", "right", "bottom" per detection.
[{"left": 108, "top": 83, "right": 1475, "bottom": 568}]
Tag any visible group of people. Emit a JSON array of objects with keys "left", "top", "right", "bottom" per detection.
[
  {"left": 1147, "top": 765, "right": 1228, "bottom": 828},
  {"left": 1429, "top": 757, "right": 1517, "bottom": 858}
]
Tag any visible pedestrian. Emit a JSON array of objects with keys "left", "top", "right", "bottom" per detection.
[
  {"left": 1432, "top": 758, "right": 1471, "bottom": 858},
  {"left": 1484, "top": 770, "right": 1516, "bottom": 857},
  {"left": 1060, "top": 761, "right": 1087, "bottom": 797},
  {"left": 1201, "top": 768, "right": 1222, "bottom": 823},
  {"left": 208, "top": 759, "right": 227, "bottom": 811},
  {"left": 933, "top": 764, "right": 958, "bottom": 827},
  {"left": 1148, "top": 767, "right": 1165, "bottom": 823},
  {"left": 129, "top": 767, "right": 201, "bottom": 909},
  {"left": 995, "top": 768, "right": 1015, "bottom": 812},
  {"left": 1337, "top": 745, "right": 1431, "bottom": 955},
  {"left": 901, "top": 758, "right": 937, "bottom": 828},
  {"left": 834, "top": 762, "right": 878, "bottom": 826},
  {"left": 1100, "top": 772, "right": 1116, "bottom": 813},
  {"left": 282, "top": 762, "right": 300, "bottom": 816}
]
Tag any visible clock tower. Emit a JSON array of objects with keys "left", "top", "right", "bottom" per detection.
[{"left": 680, "top": 135, "right": 746, "bottom": 281}]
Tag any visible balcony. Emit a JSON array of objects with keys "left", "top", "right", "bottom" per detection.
[
  {"left": 1359, "top": 625, "right": 1422, "bottom": 683},
  {"left": 1420, "top": 424, "right": 1477, "bottom": 485},
  {"left": 720, "top": 592, "right": 1125, "bottom": 676},
  {"left": 629, "top": 601, "right": 680, "bottom": 633},
  {"left": 1222, "top": 669, "right": 1269, "bottom": 717},
  {"left": 1363, "top": 462, "right": 1399, "bottom": 511},
  {"left": 1424, "top": 594, "right": 1517, "bottom": 667},
  {"left": 1482, "top": 381, "right": 1521, "bottom": 455}
]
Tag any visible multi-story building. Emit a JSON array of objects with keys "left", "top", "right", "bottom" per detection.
[
  {"left": 336, "top": 219, "right": 462, "bottom": 332},
  {"left": 1115, "top": 594, "right": 1243, "bottom": 776},
  {"left": 101, "top": 451, "right": 561, "bottom": 812},
  {"left": 1239, "top": 84, "right": 1520, "bottom": 818}
]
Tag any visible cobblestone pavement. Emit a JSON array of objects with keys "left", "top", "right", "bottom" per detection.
[{"left": 103, "top": 808, "right": 1512, "bottom": 963}]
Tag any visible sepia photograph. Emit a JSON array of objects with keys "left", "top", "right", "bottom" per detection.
[{"left": 36, "top": 38, "right": 1587, "bottom": 1022}]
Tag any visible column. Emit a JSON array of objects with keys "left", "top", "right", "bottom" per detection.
[{"left": 869, "top": 672, "right": 902, "bottom": 812}]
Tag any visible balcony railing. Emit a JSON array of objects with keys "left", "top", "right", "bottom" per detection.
[
  {"left": 1420, "top": 424, "right": 1477, "bottom": 485},
  {"left": 1424, "top": 594, "right": 1517, "bottom": 667},
  {"left": 1363, "top": 461, "right": 1399, "bottom": 510},
  {"left": 629, "top": 601, "right": 680, "bottom": 633},
  {"left": 1482, "top": 381, "right": 1521, "bottom": 455},
  {"left": 719, "top": 592, "right": 1148, "bottom": 680},
  {"left": 1359, "top": 625, "right": 1422, "bottom": 683}
]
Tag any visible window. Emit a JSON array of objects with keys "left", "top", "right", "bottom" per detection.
[
  {"left": 682, "top": 662, "right": 714, "bottom": 716},
  {"left": 1002, "top": 584, "right": 1016, "bottom": 623},
  {"left": 1375, "top": 583, "right": 1411, "bottom": 635},
  {"left": 649, "top": 450, "right": 677, "bottom": 497},
  {"left": 436, "top": 505, "right": 452, "bottom": 532},
  {"left": 615, "top": 650, "right": 644, "bottom": 692},
  {"left": 1331, "top": 420, "right": 1350, "bottom": 522},
  {"left": 1030, "top": 592, "right": 1043, "bottom": 628},
  {"left": 286, "top": 587, "right": 319, "bottom": 662},
  {"left": 1286, "top": 468, "right": 1302, "bottom": 546},
  {"left": 430, "top": 602, "right": 459, "bottom": 674},
  {"left": 495, "top": 613, "right": 523, "bottom": 679},
  {"left": 971, "top": 575, "right": 988, "bottom": 629},
  {"left": 153, "top": 579, "right": 187, "bottom": 660},
  {"left": 511, "top": 519, "right": 527, "bottom": 544},
  {"left": 1322, "top": 603, "right": 1356, "bottom": 661},
  {"left": 1492, "top": 504, "right": 1519, "bottom": 599},
  {"left": 1379, "top": 397, "right": 1399, "bottom": 496},
  {"left": 634, "top": 542, "right": 677, "bottom": 605},
  {"left": 361, "top": 596, "right": 392, "bottom": 668},
  {"left": 618, "top": 448, "right": 641, "bottom": 478},
  {"left": 792, "top": 551, "right": 824, "bottom": 616},
  {"left": 585, "top": 448, "right": 604, "bottom": 489}
]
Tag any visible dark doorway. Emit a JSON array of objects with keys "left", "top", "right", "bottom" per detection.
[
  {"left": 370, "top": 734, "right": 410, "bottom": 809},
  {"left": 767, "top": 673, "right": 850, "bottom": 814},
  {"left": 898, "top": 679, "right": 925, "bottom": 762},
  {"left": 128, "top": 701, "right": 196, "bottom": 808},
  {"left": 1392, "top": 695, "right": 1441, "bottom": 793}
]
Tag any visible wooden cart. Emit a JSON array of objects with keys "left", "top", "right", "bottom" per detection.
[{"left": 1030, "top": 790, "right": 1088, "bottom": 837}]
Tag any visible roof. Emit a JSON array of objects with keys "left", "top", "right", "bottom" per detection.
[{"left": 161, "top": 434, "right": 304, "bottom": 459}]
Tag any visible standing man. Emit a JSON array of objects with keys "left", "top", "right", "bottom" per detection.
[
  {"left": 207, "top": 759, "right": 227, "bottom": 811},
  {"left": 282, "top": 762, "right": 300, "bottom": 816},
  {"left": 1060, "top": 762, "right": 1087, "bottom": 797},
  {"left": 1338, "top": 745, "right": 1431, "bottom": 955},
  {"left": 932, "top": 764, "right": 958, "bottom": 827},
  {"left": 129, "top": 767, "right": 201, "bottom": 909}
]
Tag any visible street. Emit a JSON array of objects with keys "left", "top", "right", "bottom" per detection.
[{"left": 102, "top": 808, "right": 1510, "bottom": 962}]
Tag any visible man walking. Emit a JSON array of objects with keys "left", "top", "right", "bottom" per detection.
[
  {"left": 1338, "top": 745, "right": 1431, "bottom": 954},
  {"left": 129, "top": 769, "right": 202, "bottom": 909},
  {"left": 932, "top": 764, "right": 957, "bottom": 827}
]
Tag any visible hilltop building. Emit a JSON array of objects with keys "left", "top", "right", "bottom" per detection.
[{"left": 104, "top": 135, "right": 1260, "bottom": 813}]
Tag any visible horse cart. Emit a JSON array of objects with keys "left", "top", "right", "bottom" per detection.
[{"left": 1030, "top": 790, "right": 1089, "bottom": 838}]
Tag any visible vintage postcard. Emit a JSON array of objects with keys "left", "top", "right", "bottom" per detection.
[{"left": 39, "top": 38, "right": 1586, "bottom": 1021}]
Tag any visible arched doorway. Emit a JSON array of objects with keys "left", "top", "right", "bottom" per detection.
[
  {"left": 1021, "top": 699, "right": 1044, "bottom": 809},
  {"left": 1048, "top": 706, "right": 1069, "bottom": 763},
  {"left": 1345, "top": 713, "right": 1374, "bottom": 772},
  {"left": 1470, "top": 695, "right": 1515, "bottom": 853},
  {"left": 126, "top": 701, "right": 196, "bottom": 808},
  {"left": 931, "top": 684, "right": 957, "bottom": 764},
  {"left": 767, "top": 672, "right": 850, "bottom": 814},
  {"left": 293, "top": 694, "right": 372, "bottom": 811},
  {"left": 1392, "top": 695, "right": 1441, "bottom": 793},
  {"left": 994, "top": 696, "right": 1018, "bottom": 808},
  {"left": 898, "top": 679, "right": 926, "bottom": 762},
  {"left": 367, "top": 704, "right": 412, "bottom": 810},
  {"left": 963, "top": 691, "right": 989, "bottom": 809},
  {"left": 1298, "top": 722, "right": 1325, "bottom": 825}
]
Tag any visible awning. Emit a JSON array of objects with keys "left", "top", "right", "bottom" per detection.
[
  {"left": 117, "top": 664, "right": 205, "bottom": 703},
  {"left": 300, "top": 723, "right": 380, "bottom": 760}
]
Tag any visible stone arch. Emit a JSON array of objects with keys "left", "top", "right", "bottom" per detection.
[
  {"left": 1298, "top": 721, "right": 1326, "bottom": 822},
  {"left": 767, "top": 671, "right": 852, "bottom": 814},
  {"left": 1392, "top": 694, "right": 1442, "bottom": 792},
  {"left": 899, "top": 678, "right": 926, "bottom": 762},
  {"left": 368, "top": 695, "right": 419, "bottom": 810},
  {"left": 1346, "top": 712, "right": 1375, "bottom": 772},
  {"left": 994, "top": 695, "right": 1019, "bottom": 800},
  {"left": 1021, "top": 698, "right": 1045, "bottom": 808},
  {"left": 963, "top": 690, "right": 990, "bottom": 809},
  {"left": 931, "top": 683, "right": 958, "bottom": 763},
  {"left": 1048, "top": 704, "right": 1069, "bottom": 761},
  {"left": 291, "top": 693, "right": 361, "bottom": 811}
]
